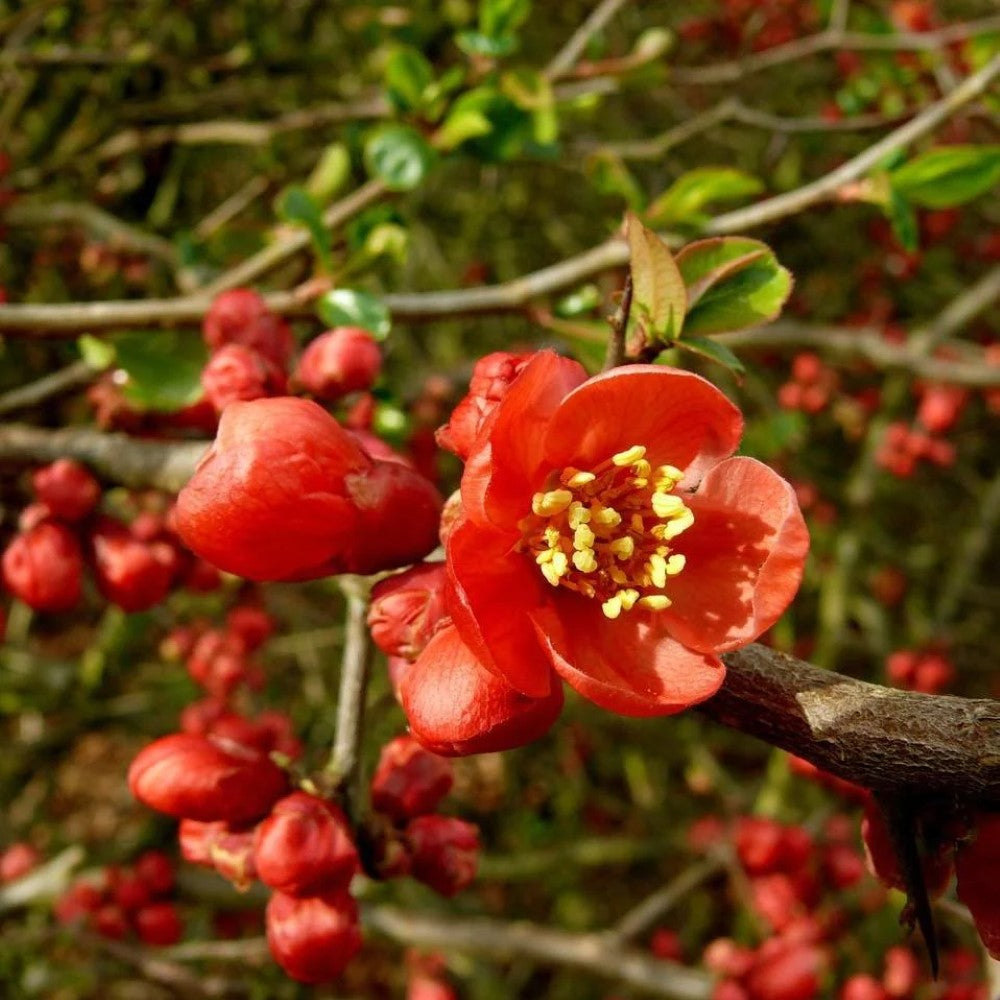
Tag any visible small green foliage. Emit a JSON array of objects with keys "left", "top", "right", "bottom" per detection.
[
  {"left": 890, "top": 145, "right": 1000, "bottom": 209},
  {"left": 364, "top": 124, "right": 437, "bottom": 191},
  {"left": 305, "top": 144, "right": 352, "bottom": 204},
  {"left": 673, "top": 335, "right": 746, "bottom": 380},
  {"left": 676, "top": 237, "right": 792, "bottom": 336},
  {"left": 106, "top": 331, "right": 208, "bottom": 411},
  {"left": 275, "top": 186, "right": 331, "bottom": 270},
  {"left": 316, "top": 289, "right": 392, "bottom": 340},
  {"left": 645, "top": 168, "right": 763, "bottom": 229}
]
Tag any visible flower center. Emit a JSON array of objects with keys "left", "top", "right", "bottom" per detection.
[{"left": 517, "top": 445, "right": 694, "bottom": 619}]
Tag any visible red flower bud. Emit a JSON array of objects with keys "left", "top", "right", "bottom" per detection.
[
  {"left": 0, "top": 842, "right": 40, "bottom": 882},
  {"left": 226, "top": 605, "right": 275, "bottom": 651},
  {"left": 135, "top": 901, "right": 184, "bottom": 946},
  {"left": 745, "top": 940, "right": 826, "bottom": 1000},
  {"left": 255, "top": 792, "right": 359, "bottom": 896},
  {"left": 2, "top": 522, "right": 84, "bottom": 612},
  {"left": 405, "top": 815, "right": 479, "bottom": 897},
  {"left": 175, "top": 397, "right": 442, "bottom": 581},
  {"left": 840, "top": 975, "right": 890, "bottom": 1000},
  {"left": 31, "top": 459, "right": 100, "bottom": 521},
  {"left": 370, "top": 735, "right": 454, "bottom": 822},
  {"left": 128, "top": 733, "right": 289, "bottom": 823},
  {"left": 134, "top": 850, "right": 175, "bottom": 895},
  {"left": 882, "top": 946, "right": 920, "bottom": 998},
  {"left": 93, "top": 904, "right": 130, "bottom": 940},
  {"left": 436, "top": 351, "right": 533, "bottom": 460},
  {"left": 202, "top": 343, "right": 288, "bottom": 414},
  {"left": 368, "top": 563, "right": 449, "bottom": 661},
  {"left": 113, "top": 872, "right": 152, "bottom": 911},
  {"left": 54, "top": 880, "right": 104, "bottom": 923},
  {"left": 90, "top": 520, "right": 175, "bottom": 612},
  {"left": 293, "top": 327, "right": 382, "bottom": 401},
  {"left": 179, "top": 818, "right": 258, "bottom": 889},
  {"left": 203, "top": 288, "right": 294, "bottom": 368},
  {"left": 956, "top": 813, "right": 1000, "bottom": 959},
  {"left": 265, "top": 890, "right": 362, "bottom": 983}
]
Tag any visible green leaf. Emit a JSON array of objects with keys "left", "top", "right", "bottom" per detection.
[
  {"left": 316, "top": 289, "right": 391, "bottom": 340},
  {"left": 501, "top": 69, "right": 557, "bottom": 144},
  {"left": 645, "top": 168, "right": 763, "bottom": 229},
  {"left": 364, "top": 125, "right": 436, "bottom": 191},
  {"left": 625, "top": 212, "right": 686, "bottom": 342},
  {"left": 480, "top": 0, "right": 530, "bottom": 41},
  {"left": 886, "top": 187, "right": 918, "bottom": 252},
  {"left": 384, "top": 47, "right": 435, "bottom": 113},
  {"left": 455, "top": 30, "right": 517, "bottom": 58},
  {"left": 305, "top": 144, "right": 351, "bottom": 204},
  {"left": 676, "top": 237, "right": 792, "bottom": 336},
  {"left": 587, "top": 152, "right": 644, "bottom": 210},
  {"left": 359, "top": 223, "right": 409, "bottom": 266},
  {"left": 77, "top": 334, "right": 116, "bottom": 369},
  {"left": 436, "top": 107, "right": 493, "bottom": 151},
  {"left": 673, "top": 335, "right": 746, "bottom": 379},
  {"left": 555, "top": 284, "right": 601, "bottom": 318},
  {"left": 276, "top": 185, "right": 331, "bottom": 270},
  {"left": 113, "top": 331, "right": 208, "bottom": 411},
  {"left": 890, "top": 145, "right": 1000, "bottom": 208},
  {"left": 445, "top": 86, "right": 533, "bottom": 162}
]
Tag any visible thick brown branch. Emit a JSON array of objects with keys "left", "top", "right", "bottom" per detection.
[{"left": 711, "top": 645, "right": 1000, "bottom": 806}]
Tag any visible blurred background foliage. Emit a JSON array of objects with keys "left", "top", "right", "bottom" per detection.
[{"left": 1, "top": 0, "right": 999, "bottom": 996}]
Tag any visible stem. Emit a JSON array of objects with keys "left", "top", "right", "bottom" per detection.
[
  {"left": 325, "top": 575, "right": 374, "bottom": 819},
  {"left": 603, "top": 270, "right": 632, "bottom": 370}
]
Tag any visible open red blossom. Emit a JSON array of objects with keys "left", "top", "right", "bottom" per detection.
[
  {"left": 404, "top": 351, "right": 808, "bottom": 747},
  {"left": 175, "top": 397, "right": 442, "bottom": 581},
  {"left": 955, "top": 813, "right": 1000, "bottom": 958}
]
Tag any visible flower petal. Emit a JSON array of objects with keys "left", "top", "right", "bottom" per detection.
[
  {"left": 461, "top": 351, "right": 588, "bottom": 531},
  {"left": 530, "top": 594, "right": 725, "bottom": 717},
  {"left": 446, "top": 516, "right": 554, "bottom": 698},
  {"left": 662, "top": 457, "right": 809, "bottom": 653},
  {"left": 401, "top": 624, "right": 563, "bottom": 756},
  {"left": 543, "top": 366, "right": 743, "bottom": 488}
]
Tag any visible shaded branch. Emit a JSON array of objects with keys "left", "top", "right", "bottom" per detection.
[
  {"left": 710, "top": 645, "right": 1000, "bottom": 806},
  {"left": 545, "top": 0, "right": 632, "bottom": 80},
  {"left": 364, "top": 905, "right": 712, "bottom": 1000},
  {"left": 0, "top": 360, "right": 102, "bottom": 417},
  {"left": 671, "top": 16, "right": 1000, "bottom": 86}
]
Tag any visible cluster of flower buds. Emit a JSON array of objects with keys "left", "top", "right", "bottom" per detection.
[
  {"left": 405, "top": 950, "right": 458, "bottom": 1000},
  {"left": 876, "top": 420, "right": 955, "bottom": 478},
  {"left": 885, "top": 645, "right": 955, "bottom": 694},
  {"left": 677, "top": 0, "right": 819, "bottom": 55},
  {"left": 2, "top": 460, "right": 215, "bottom": 613},
  {"left": 777, "top": 353, "right": 839, "bottom": 415},
  {"left": 54, "top": 850, "right": 183, "bottom": 946},
  {"left": 368, "top": 735, "right": 480, "bottom": 898},
  {"left": 200, "top": 288, "right": 294, "bottom": 414}
]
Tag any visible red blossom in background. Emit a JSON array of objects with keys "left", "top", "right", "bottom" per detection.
[{"left": 402, "top": 351, "right": 809, "bottom": 752}]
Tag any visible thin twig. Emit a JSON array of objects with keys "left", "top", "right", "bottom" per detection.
[
  {"left": 325, "top": 575, "right": 374, "bottom": 821},
  {"left": 671, "top": 16, "right": 1000, "bottom": 86},
  {"left": 612, "top": 857, "right": 725, "bottom": 943},
  {"left": 545, "top": 0, "right": 631, "bottom": 80},
  {"left": 707, "top": 52, "right": 1000, "bottom": 233},
  {"left": 603, "top": 271, "right": 632, "bottom": 370},
  {"left": 0, "top": 360, "right": 102, "bottom": 417},
  {"left": 197, "top": 178, "right": 388, "bottom": 296},
  {"left": 365, "top": 905, "right": 712, "bottom": 1000}
]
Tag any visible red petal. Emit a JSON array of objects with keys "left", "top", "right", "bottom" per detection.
[
  {"left": 446, "top": 516, "right": 554, "bottom": 698},
  {"left": 543, "top": 366, "right": 743, "bottom": 488},
  {"left": 530, "top": 594, "right": 724, "bottom": 717},
  {"left": 401, "top": 624, "right": 563, "bottom": 756},
  {"left": 662, "top": 457, "right": 809, "bottom": 653},
  {"left": 461, "top": 351, "right": 588, "bottom": 531}
]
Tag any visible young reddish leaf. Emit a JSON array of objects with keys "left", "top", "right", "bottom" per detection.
[{"left": 625, "top": 212, "right": 687, "bottom": 342}]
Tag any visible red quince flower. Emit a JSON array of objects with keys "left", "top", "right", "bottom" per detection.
[
  {"left": 408, "top": 351, "right": 808, "bottom": 740},
  {"left": 175, "top": 397, "right": 442, "bottom": 581}
]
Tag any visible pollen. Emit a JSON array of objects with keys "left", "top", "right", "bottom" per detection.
[{"left": 517, "top": 443, "right": 694, "bottom": 619}]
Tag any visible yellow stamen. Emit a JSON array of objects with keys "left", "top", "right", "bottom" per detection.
[
  {"left": 563, "top": 469, "right": 596, "bottom": 487},
  {"left": 639, "top": 595, "right": 672, "bottom": 610},
  {"left": 609, "top": 536, "right": 635, "bottom": 560},
  {"left": 533, "top": 489, "right": 573, "bottom": 516},
  {"left": 651, "top": 492, "right": 685, "bottom": 518},
  {"left": 612, "top": 445, "right": 646, "bottom": 466}
]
